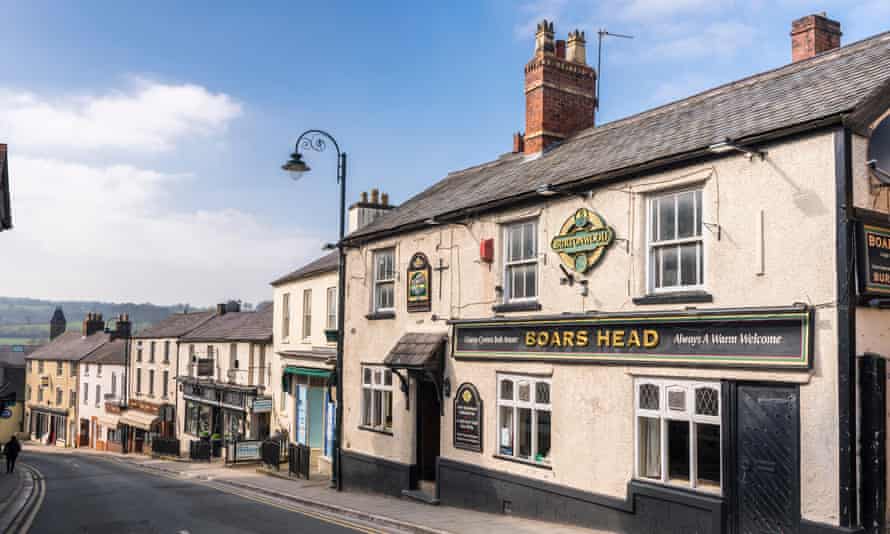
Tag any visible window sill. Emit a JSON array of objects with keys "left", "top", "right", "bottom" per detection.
[
  {"left": 632, "top": 291, "right": 713, "bottom": 305},
  {"left": 358, "top": 425, "right": 393, "bottom": 436},
  {"left": 492, "top": 301, "right": 542, "bottom": 314},
  {"left": 493, "top": 454, "right": 552, "bottom": 470},
  {"left": 365, "top": 311, "right": 396, "bottom": 321}
]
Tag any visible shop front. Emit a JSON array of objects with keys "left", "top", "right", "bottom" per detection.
[
  {"left": 439, "top": 307, "right": 813, "bottom": 533},
  {"left": 180, "top": 379, "right": 268, "bottom": 458},
  {"left": 28, "top": 406, "right": 68, "bottom": 445},
  {"left": 282, "top": 366, "right": 334, "bottom": 474}
]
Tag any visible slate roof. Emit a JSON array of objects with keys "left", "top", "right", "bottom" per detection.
[
  {"left": 346, "top": 31, "right": 890, "bottom": 243},
  {"left": 82, "top": 338, "right": 127, "bottom": 365},
  {"left": 26, "top": 331, "right": 111, "bottom": 362},
  {"left": 270, "top": 251, "right": 339, "bottom": 287},
  {"left": 383, "top": 333, "right": 447, "bottom": 370},
  {"left": 0, "top": 345, "right": 36, "bottom": 367},
  {"left": 181, "top": 309, "right": 273, "bottom": 343},
  {"left": 133, "top": 311, "right": 216, "bottom": 339}
]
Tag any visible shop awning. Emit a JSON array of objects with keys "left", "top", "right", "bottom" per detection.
[
  {"left": 283, "top": 366, "right": 331, "bottom": 378},
  {"left": 119, "top": 410, "right": 159, "bottom": 431},
  {"left": 383, "top": 333, "right": 446, "bottom": 371},
  {"left": 98, "top": 414, "right": 120, "bottom": 428}
]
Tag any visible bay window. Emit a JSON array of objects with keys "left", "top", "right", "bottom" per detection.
[
  {"left": 648, "top": 189, "right": 704, "bottom": 292},
  {"left": 497, "top": 374, "right": 550, "bottom": 465},
  {"left": 503, "top": 220, "right": 538, "bottom": 302},
  {"left": 361, "top": 366, "right": 393, "bottom": 432},
  {"left": 635, "top": 378, "right": 721, "bottom": 492}
]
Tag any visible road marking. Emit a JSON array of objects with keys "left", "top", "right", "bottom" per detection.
[{"left": 12, "top": 463, "right": 46, "bottom": 534}]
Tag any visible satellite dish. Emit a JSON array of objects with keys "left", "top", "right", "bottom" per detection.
[{"left": 868, "top": 114, "right": 890, "bottom": 185}]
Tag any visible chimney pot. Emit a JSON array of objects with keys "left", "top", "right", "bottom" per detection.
[
  {"left": 567, "top": 30, "right": 587, "bottom": 64},
  {"left": 791, "top": 13, "right": 841, "bottom": 62},
  {"left": 381, "top": 192, "right": 389, "bottom": 206},
  {"left": 512, "top": 132, "right": 525, "bottom": 154},
  {"left": 217, "top": 303, "right": 227, "bottom": 315},
  {"left": 360, "top": 191, "right": 368, "bottom": 203},
  {"left": 370, "top": 188, "right": 379, "bottom": 204},
  {"left": 534, "top": 19, "right": 555, "bottom": 56}
]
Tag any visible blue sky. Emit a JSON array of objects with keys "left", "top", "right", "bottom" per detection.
[{"left": 1, "top": 0, "right": 888, "bottom": 306}]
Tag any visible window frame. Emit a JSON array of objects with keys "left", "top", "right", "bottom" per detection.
[
  {"left": 372, "top": 248, "right": 396, "bottom": 313},
  {"left": 633, "top": 378, "right": 722, "bottom": 493},
  {"left": 326, "top": 286, "right": 337, "bottom": 331},
  {"left": 502, "top": 220, "right": 539, "bottom": 303},
  {"left": 496, "top": 373, "right": 551, "bottom": 466},
  {"left": 282, "top": 292, "right": 291, "bottom": 340},
  {"left": 360, "top": 365, "right": 394, "bottom": 433},
  {"left": 302, "top": 289, "right": 312, "bottom": 341},
  {"left": 646, "top": 188, "right": 705, "bottom": 294}
]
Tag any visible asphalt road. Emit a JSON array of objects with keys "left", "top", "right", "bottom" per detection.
[{"left": 22, "top": 451, "right": 367, "bottom": 534}]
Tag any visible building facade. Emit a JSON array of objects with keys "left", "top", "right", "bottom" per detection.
[
  {"left": 78, "top": 339, "right": 126, "bottom": 451},
  {"left": 0, "top": 344, "right": 32, "bottom": 443},
  {"left": 121, "top": 310, "right": 215, "bottom": 454},
  {"left": 336, "top": 15, "right": 890, "bottom": 534},
  {"left": 176, "top": 305, "right": 274, "bottom": 457}
]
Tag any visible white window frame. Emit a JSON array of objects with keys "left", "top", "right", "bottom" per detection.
[
  {"left": 282, "top": 292, "right": 291, "bottom": 340},
  {"left": 634, "top": 378, "right": 722, "bottom": 493},
  {"left": 302, "top": 289, "right": 312, "bottom": 341},
  {"left": 95, "top": 384, "right": 101, "bottom": 407},
  {"left": 646, "top": 188, "right": 705, "bottom": 294},
  {"left": 360, "top": 365, "right": 393, "bottom": 432},
  {"left": 373, "top": 248, "right": 396, "bottom": 313},
  {"left": 83, "top": 383, "right": 89, "bottom": 404},
  {"left": 502, "top": 220, "right": 539, "bottom": 303},
  {"left": 496, "top": 373, "right": 551, "bottom": 465},
  {"left": 326, "top": 286, "right": 337, "bottom": 331}
]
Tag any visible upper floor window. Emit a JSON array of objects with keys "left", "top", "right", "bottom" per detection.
[
  {"left": 164, "top": 341, "right": 170, "bottom": 363},
  {"left": 83, "top": 383, "right": 89, "bottom": 404},
  {"left": 635, "top": 378, "right": 721, "bottom": 493},
  {"left": 56, "top": 361, "right": 63, "bottom": 376},
  {"left": 302, "top": 289, "right": 312, "bottom": 340},
  {"left": 373, "top": 249, "right": 396, "bottom": 312},
  {"left": 84, "top": 364, "right": 90, "bottom": 376},
  {"left": 149, "top": 341, "right": 156, "bottom": 363},
  {"left": 70, "top": 362, "right": 76, "bottom": 377},
  {"left": 503, "top": 220, "right": 538, "bottom": 302},
  {"left": 136, "top": 341, "right": 143, "bottom": 362},
  {"left": 55, "top": 388, "right": 63, "bottom": 406},
  {"left": 326, "top": 287, "right": 337, "bottom": 331},
  {"left": 648, "top": 189, "right": 703, "bottom": 292},
  {"left": 38, "top": 360, "right": 44, "bottom": 374},
  {"left": 282, "top": 293, "right": 291, "bottom": 339},
  {"left": 96, "top": 363, "right": 102, "bottom": 377}
]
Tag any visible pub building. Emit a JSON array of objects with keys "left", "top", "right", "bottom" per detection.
[
  {"left": 337, "top": 15, "right": 890, "bottom": 534},
  {"left": 175, "top": 304, "right": 274, "bottom": 456}
]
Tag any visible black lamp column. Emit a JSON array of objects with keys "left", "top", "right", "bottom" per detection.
[{"left": 282, "top": 130, "right": 347, "bottom": 491}]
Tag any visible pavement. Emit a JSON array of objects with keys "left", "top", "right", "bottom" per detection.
[
  {"left": 28, "top": 445, "right": 611, "bottom": 534},
  {"left": 0, "top": 460, "right": 43, "bottom": 533}
]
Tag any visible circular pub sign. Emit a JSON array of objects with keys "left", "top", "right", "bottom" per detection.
[
  {"left": 0, "top": 409, "right": 12, "bottom": 419},
  {"left": 550, "top": 208, "right": 615, "bottom": 273}
]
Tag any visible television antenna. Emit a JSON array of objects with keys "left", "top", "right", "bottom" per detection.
[{"left": 596, "top": 29, "right": 634, "bottom": 113}]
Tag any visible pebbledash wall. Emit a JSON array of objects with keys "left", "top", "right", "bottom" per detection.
[{"left": 339, "top": 126, "right": 890, "bottom": 532}]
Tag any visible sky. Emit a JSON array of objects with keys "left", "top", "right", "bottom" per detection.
[{"left": 1, "top": 0, "right": 888, "bottom": 307}]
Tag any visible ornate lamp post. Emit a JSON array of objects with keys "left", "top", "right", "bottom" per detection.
[{"left": 282, "top": 130, "right": 346, "bottom": 490}]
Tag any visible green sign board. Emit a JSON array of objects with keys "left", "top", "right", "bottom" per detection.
[{"left": 550, "top": 208, "right": 615, "bottom": 273}]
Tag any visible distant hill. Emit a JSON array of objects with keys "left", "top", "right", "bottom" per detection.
[{"left": 0, "top": 297, "right": 208, "bottom": 345}]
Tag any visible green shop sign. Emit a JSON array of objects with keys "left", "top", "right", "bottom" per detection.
[{"left": 550, "top": 208, "right": 615, "bottom": 273}]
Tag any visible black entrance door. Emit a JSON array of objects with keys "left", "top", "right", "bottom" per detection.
[
  {"left": 735, "top": 384, "right": 800, "bottom": 534},
  {"left": 415, "top": 379, "right": 441, "bottom": 483}
]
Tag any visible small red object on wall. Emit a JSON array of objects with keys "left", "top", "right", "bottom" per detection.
[{"left": 480, "top": 238, "right": 495, "bottom": 263}]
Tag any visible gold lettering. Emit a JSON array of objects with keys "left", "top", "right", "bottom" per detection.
[
  {"left": 550, "top": 332, "right": 562, "bottom": 347},
  {"left": 525, "top": 332, "right": 536, "bottom": 347},
  {"left": 627, "top": 330, "right": 641, "bottom": 348},
  {"left": 643, "top": 329, "right": 659, "bottom": 348},
  {"left": 576, "top": 330, "right": 589, "bottom": 347},
  {"left": 537, "top": 332, "right": 549, "bottom": 347},
  {"left": 563, "top": 331, "right": 575, "bottom": 347},
  {"left": 597, "top": 329, "right": 610, "bottom": 347},
  {"left": 612, "top": 330, "right": 625, "bottom": 347}
]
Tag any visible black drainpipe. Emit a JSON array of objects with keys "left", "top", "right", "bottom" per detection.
[{"left": 835, "top": 126, "right": 857, "bottom": 527}]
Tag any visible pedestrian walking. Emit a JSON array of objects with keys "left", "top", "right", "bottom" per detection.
[{"left": 4, "top": 435, "right": 21, "bottom": 473}]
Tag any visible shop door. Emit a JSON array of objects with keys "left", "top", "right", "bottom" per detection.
[
  {"left": 735, "top": 384, "right": 800, "bottom": 534},
  {"left": 308, "top": 388, "right": 325, "bottom": 449},
  {"left": 415, "top": 379, "right": 440, "bottom": 483}
]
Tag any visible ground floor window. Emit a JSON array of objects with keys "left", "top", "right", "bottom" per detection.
[
  {"left": 635, "top": 378, "right": 721, "bottom": 492},
  {"left": 107, "top": 428, "right": 120, "bottom": 443},
  {"left": 185, "top": 400, "right": 213, "bottom": 437},
  {"left": 360, "top": 366, "right": 393, "bottom": 432},
  {"left": 497, "top": 374, "right": 551, "bottom": 465}
]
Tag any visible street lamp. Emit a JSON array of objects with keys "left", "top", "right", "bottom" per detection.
[{"left": 282, "top": 129, "right": 347, "bottom": 491}]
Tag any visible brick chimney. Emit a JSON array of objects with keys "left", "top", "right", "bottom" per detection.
[
  {"left": 791, "top": 13, "right": 841, "bottom": 62},
  {"left": 81, "top": 312, "right": 105, "bottom": 337},
  {"left": 523, "top": 20, "right": 597, "bottom": 154},
  {"left": 348, "top": 189, "right": 396, "bottom": 233},
  {"left": 110, "top": 313, "right": 131, "bottom": 340}
]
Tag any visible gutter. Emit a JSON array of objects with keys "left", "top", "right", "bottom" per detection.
[{"left": 342, "top": 113, "right": 846, "bottom": 247}]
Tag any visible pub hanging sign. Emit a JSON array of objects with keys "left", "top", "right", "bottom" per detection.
[
  {"left": 857, "top": 222, "right": 890, "bottom": 296},
  {"left": 551, "top": 208, "right": 615, "bottom": 274},
  {"left": 453, "top": 307, "right": 813, "bottom": 370},
  {"left": 407, "top": 252, "right": 432, "bottom": 312}
]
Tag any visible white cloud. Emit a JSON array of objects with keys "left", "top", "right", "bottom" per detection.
[
  {"left": 2, "top": 156, "right": 319, "bottom": 305},
  {"left": 514, "top": 0, "right": 570, "bottom": 39},
  {"left": 0, "top": 81, "right": 242, "bottom": 153},
  {"left": 618, "top": 0, "right": 726, "bottom": 21},
  {"left": 649, "top": 21, "right": 756, "bottom": 60}
]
